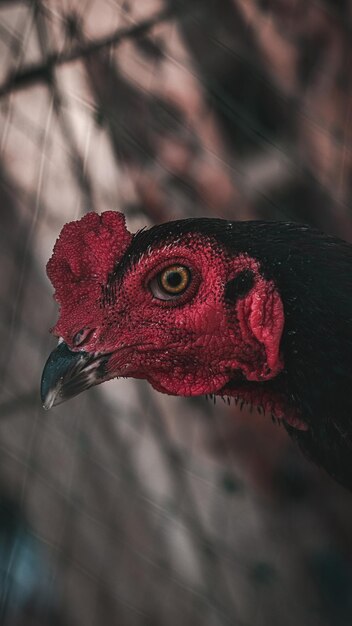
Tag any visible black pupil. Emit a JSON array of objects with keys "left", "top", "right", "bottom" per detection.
[{"left": 167, "top": 271, "right": 183, "bottom": 288}]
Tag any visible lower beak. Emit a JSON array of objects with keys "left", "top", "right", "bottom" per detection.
[{"left": 40, "top": 341, "right": 110, "bottom": 410}]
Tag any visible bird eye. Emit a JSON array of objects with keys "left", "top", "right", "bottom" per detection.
[{"left": 150, "top": 265, "right": 191, "bottom": 300}]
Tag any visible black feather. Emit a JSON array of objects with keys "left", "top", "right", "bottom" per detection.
[
  {"left": 224, "top": 270, "right": 255, "bottom": 303},
  {"left": 113, "top": 218, "right": 352, "bottom": 489}
]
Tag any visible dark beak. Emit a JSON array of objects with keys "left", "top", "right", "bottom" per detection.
[{"left": 40, "top": 341, "right": 110, "bottom": 410}]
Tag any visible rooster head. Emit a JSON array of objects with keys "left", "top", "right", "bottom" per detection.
[{"left": 41, "top": 211, "right": 285, "bottom": 411}]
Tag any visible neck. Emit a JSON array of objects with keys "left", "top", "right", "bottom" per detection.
[{"left": 219, "top": 375, "right": 308, "bottom": 431}]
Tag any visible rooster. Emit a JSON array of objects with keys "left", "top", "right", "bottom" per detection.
[{"left": 41, "top": 211, "right": 352, "bottom": 489}]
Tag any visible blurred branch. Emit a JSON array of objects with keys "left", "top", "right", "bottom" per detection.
[
  {"left": 0, "top": 6, "right": 176, "bottom": 98},
  {"left": 33, "top": 1, "right": 96, "bottom": 209},
  {"left": 168, "top": 0, "right": 296, "bottom": 155}
]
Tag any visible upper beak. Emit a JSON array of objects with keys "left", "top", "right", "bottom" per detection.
[{"left": 40, "top": 341, "right": 110, "bottom": 410}]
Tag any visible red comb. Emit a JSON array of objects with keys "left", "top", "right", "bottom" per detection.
[{"left": 47, "top": 211, "right": 133, "bottom": 340}]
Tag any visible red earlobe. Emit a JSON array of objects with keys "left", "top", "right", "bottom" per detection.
[
  {"left": 248, "top": 279, "right": 284, "bottom": 377},
  {"left": 236, "top": 276, "right": 285, "bottom": 381}
]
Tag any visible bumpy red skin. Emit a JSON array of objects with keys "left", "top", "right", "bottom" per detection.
[
  {"left": 47, "top": 211, "right": 307, "bottom": 430},
  {"left": 47, "top": 211, "right": 132, "bottom": 342}
]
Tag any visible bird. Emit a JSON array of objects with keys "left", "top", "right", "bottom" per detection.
[{"left": 41, "top": 210, "right": 352, "bottom": 490}]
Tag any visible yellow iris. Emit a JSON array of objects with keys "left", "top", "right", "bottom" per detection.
[{"left": 159, "top": 265, "right": 190, "bottom": 294}]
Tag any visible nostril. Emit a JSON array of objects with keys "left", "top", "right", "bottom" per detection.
[{"left": 73, "top": 327, "right": 95, "bottom": 347}]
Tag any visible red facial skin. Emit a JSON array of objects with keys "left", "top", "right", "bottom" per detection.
[{"left": 47, "top": 211, "right": 307, "bottom": 431}]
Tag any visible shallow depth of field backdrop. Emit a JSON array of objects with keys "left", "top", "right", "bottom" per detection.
[{"left": 1, "top": 1, "right": 352, "bottom": 625}]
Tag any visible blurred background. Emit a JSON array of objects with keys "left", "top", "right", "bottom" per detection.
[{"left": 1, "top": 0, "right": 352, "bottom": 624}]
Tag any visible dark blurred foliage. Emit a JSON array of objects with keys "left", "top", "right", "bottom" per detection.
[{"left": 0, "top": 494, "right": 65, "bottom": 626}]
